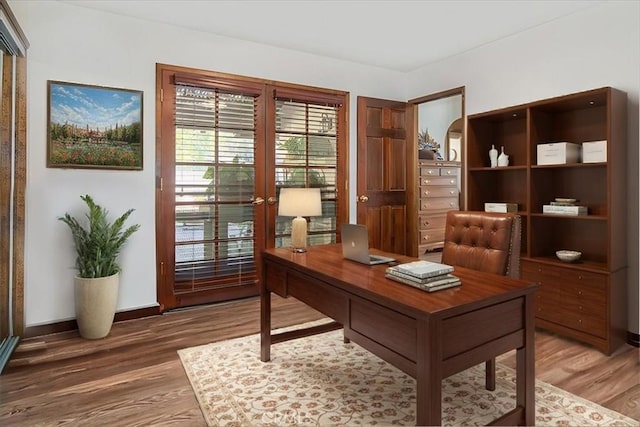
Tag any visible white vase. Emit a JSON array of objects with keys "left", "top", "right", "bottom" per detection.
[
  {"left": 74, "top": 272, "right": 119, "bottom": 339},
  {"left": 489, "top": 144, "right": 498, "bottom": 168},
  {"left": 497, "top": 146, "right": 509, "bottom": 167}
]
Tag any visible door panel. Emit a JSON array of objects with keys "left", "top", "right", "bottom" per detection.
[
  {"left": 157, "top": 69, "right": 264, "bottom": 310},
  {"left": 357, "top": 97, "right": 409, "bottom": 254}
]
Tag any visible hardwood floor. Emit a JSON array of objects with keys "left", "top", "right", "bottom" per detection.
[{"left": 1, "top": 296, "right": 638, "bottom": 425}]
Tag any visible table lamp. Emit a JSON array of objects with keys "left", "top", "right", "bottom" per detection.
[{"left": 278, "top": 187, "right": 322, "bottom": 252}]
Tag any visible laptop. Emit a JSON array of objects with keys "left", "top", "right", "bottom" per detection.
[{"left": 341, "top": 223, "right": 396, "bottom": 265}]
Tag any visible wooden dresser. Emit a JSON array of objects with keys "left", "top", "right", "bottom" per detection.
[{"left": 418, "top": 160, "right": 460, "bottom": 254}]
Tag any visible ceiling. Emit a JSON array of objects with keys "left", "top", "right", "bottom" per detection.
[{"left": 63, "top": 0, "right": 602, "bottom": 72}]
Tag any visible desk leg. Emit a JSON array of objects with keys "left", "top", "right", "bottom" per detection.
[
  {"left": 416, "top": 319, "right": 441, "bottom": 426},
  {"left": 516, "top": 294, "right": 535, "bottom": 425},
  {"left": 260, "top": 288, "right": 271, "bottom": 362}
]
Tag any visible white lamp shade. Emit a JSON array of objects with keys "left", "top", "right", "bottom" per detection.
[{"left": 278, "top": 188, "right": 322, "bottom": 217}]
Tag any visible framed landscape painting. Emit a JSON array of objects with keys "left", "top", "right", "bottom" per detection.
[{"left": 47, "top": 80, "right": 143, "bottom": 170}]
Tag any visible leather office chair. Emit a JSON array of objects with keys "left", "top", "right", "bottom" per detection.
[{"left": 441, "top": 210, "right": 522, "bottom": 390}]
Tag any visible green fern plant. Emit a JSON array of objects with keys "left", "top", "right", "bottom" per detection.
[{"left": 59, "top": 195, "right": 140, "bottom": 278}]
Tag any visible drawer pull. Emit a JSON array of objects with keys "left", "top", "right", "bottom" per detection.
[
  {"left": 450, "top": 190, "right": 455, "bottom": 195},
  {"left": 428, "top": 170, "right": 435, "bottom": 175},
  {"left": 424, "top": 179, "right": 430, "bottom": 184},
  {"left": 424, "top": 191, "right": 430, "bottom": 195},
  {"left": 450, "top": 180, "right": 455, "bottom": 184}
]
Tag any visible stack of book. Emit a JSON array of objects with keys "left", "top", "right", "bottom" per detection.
[
  {"left": 385, "top": 260, "right": 460, "bottom": 292},
  {"left": 542, "top": 198, "right": 587, "bottom": 215}
]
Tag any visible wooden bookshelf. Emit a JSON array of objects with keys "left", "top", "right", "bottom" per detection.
[{"left": 466, "top": 87, "right": 627, "bottom": 354}]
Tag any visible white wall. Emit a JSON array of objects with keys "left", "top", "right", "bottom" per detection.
[
  {"left": 9, "top": 0, "right": 405, "bottom": 326},
  {"left": 406, "top": 0, "right": 640, "bottom": 334}
]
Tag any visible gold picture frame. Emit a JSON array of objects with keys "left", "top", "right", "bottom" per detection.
[{"left": 47, "top": 80, "right": 143, "bottom": 170}]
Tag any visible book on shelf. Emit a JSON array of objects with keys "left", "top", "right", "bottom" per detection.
[
  {"left": 484, "top": 202, "right": 518, "bottom": 213},
  {"left": 385, "top": 273, "right": 461, "bottom": 292},
  {"left": 549, "top": 201, "right": 577, "bottom": 206},
  {"left": 542, "top": 205, "right": 588, "bottom": 215},
  {"left": 393, "top": 260, "right": 454, "bottom": 279}
]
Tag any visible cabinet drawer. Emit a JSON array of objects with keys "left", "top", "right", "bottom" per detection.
[
  {"left": 420, "top": 228, "right": 445, "bottom": 245},
  {"left": 419, "top": 214, "right": 446, "bottom": 230},
  {"left": 419, "top": 166, "right": 460, "bottom": 177},
  {"left": 420, "top": 167, "right": 440, "bottom": 176},
  {"left": 522, "top": 261, "right": 608, "bottom": 337},
  {"left": 420, "top": 176, "right": 458, "bottom": 186},
  {"left": 420, "top": 197, "right": 459, "bottom": 211},
  {"left": 420, "top": 186, "right": 458, "bottom": 198},
  {"left": 439, "top": 167, "right": 459, "bottom": 177}
]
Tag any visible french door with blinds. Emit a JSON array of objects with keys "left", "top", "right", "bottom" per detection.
[{"left": 156, "top": 64, "right": 347, "bottom": 311}]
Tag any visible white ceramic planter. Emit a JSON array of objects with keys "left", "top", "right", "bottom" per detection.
[{"left": 74, "top": 272, "right": 119, "bottom": 339}]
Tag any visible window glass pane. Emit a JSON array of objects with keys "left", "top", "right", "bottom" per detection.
[
  {"left": 175, "top": 85, "right": 256, "bottom": 284},
  {"left": 275, "top": 99, "right": 339, "bottom": 248}
]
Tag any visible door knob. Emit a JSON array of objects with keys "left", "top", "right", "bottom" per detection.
[
  {"left": 358, "top": 195, "right": 369, "bottom": 203},
  {"left": 251, "top": 197, "right": 265, "bottom": 205},
  {"left": 267, "top": 196, "right": 277, "bottom": 205}
]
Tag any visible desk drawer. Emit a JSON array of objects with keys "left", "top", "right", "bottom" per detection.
[
  {"left": 265, "top": 261, "right": 287, "bottom": 296},
  {"left": 442, "top": 298, "right": 524, "bottom": 359},
  {"left": 419, "top": 214, "right": 446, "bottom": 230},
  {"left": 350, "top": 298, "right": 417, "bottom": 361},
  {"left": 288, "top": 270, "right": 348, "bottom": 324}
]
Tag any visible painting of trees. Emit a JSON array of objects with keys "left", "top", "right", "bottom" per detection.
[{"left": 47, "top": 81, "right": 143, "bottom": 169}]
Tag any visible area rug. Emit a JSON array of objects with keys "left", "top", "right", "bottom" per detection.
[{"left": 178, "top": 322, "right": 637, "bottom": 426}]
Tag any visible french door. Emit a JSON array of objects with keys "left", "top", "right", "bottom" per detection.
[{"left": 156, "top": 64, "right": 347, "bottom": 311}]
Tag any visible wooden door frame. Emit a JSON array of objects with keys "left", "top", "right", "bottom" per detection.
[
  {"left": 0, "top": 0, "right": 28, "bottom": 342},
  {"left": 407, "top": 87, "right": 465, "bottom": 256}
]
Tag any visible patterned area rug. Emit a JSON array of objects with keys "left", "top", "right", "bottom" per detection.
[{"left": 178, "top": 323, "right": 636, "bottom": 426}]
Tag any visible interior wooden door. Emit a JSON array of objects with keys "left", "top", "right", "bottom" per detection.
[{"left": 356, "top": 96, "right": 410, "bottom": 254}]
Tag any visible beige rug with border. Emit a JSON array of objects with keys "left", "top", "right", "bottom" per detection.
[{"left": 178, "top": 322, "right": 637, "bottom": 426}]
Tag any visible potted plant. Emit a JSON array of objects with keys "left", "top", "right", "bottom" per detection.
[{"left": 59, "top": 195, "right": 140, "bottom": 339}]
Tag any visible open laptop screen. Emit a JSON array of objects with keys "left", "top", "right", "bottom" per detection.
[{"left": 340, "top": 223, "right": 395, "bottom": 265}]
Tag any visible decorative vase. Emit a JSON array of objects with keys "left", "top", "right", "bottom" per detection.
[
  {"left": 74, "top": 272, "right": 119, "bottom": 339},
  {"left": 497, "top": 146, "right": 509, "bottom": 166},
  {"left": 489, "top": 144, "right": 498, "bottom": 168}
]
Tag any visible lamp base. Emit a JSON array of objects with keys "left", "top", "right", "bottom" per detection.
[{"left": 290, "top": 216, "right": 308, "bottom": 252}]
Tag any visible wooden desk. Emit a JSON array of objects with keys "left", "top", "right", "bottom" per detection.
[{"left": 260, "top": 244, "right": 537, "bottom": 426}]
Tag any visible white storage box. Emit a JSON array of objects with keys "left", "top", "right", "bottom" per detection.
[
  {"left": 537, "top": 142, "right": 581, "bottom": 165},
  {"left": 582, "top": 140, "right": 607, "bottom": 163},
  {"left": 484, "top": 202, "right": 518, "bottom": 213}
]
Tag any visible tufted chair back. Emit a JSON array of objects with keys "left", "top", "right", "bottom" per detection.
[{"left": 441, "top": 211, "right": 521, "bottom": 278}]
